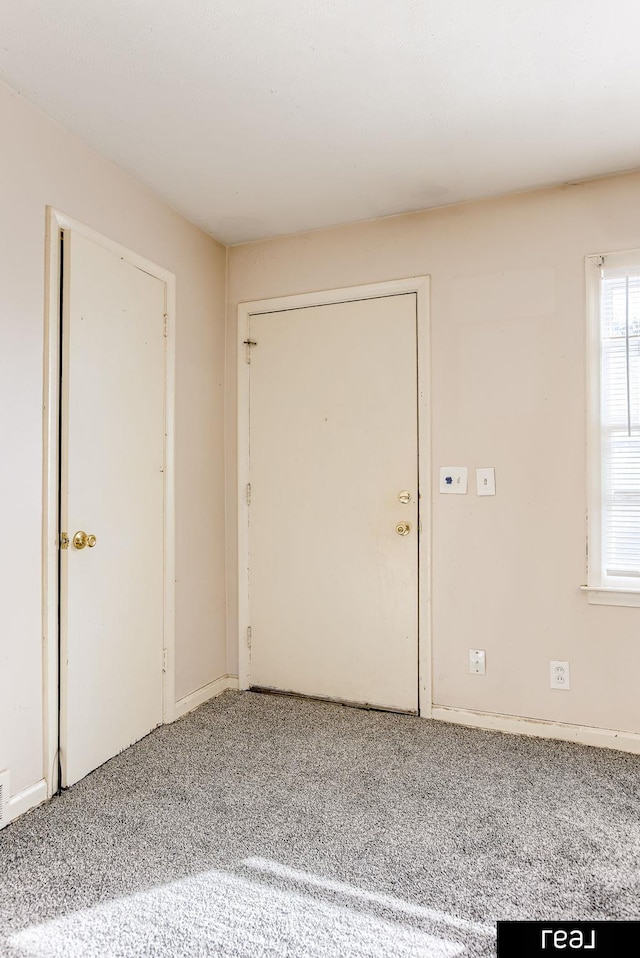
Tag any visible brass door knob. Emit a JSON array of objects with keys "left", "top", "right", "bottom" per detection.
[
  {"left": 395, "top": 521, "right": 411, "bottom": 536},
  {"left": 73, "top": 531, "right": 97, "bottom": 549}
]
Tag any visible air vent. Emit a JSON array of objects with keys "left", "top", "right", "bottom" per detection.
[{"left": 0, "top": 769, "right": 10, "bottom": 829}]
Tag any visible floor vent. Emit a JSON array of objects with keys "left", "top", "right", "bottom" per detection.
[{"left": 0, "top": 770, "right": 10, "bottom": 829}]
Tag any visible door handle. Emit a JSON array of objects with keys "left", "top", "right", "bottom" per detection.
[
  {"left": 73, "top": 531, "right": 97, "bottom": 549},
  {"left": 395, "top": 521, "right": 411, "bottom": 536}
]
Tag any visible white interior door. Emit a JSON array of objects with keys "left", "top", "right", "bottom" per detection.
[
  {"left": 60, "top": 230, "right": 166, "bottom": 786},
  {"left": 248, "top": 294, "right": 418, "bottom": 713}
]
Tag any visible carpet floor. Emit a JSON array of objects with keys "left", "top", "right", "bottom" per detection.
[{"left": 1, "top": 691, "right": 639, "bottom": 957}]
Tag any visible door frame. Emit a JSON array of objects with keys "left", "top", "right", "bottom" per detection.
[
  {"left": 237, "top": 276, "right": 432, "bottom": 716},
  {"left": 42, "top": 208, "right": 177, "bottom": 797}
]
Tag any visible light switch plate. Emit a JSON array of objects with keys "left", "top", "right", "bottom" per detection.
[
  {"left": 476, "top": 467, "right": 496, "bottom": 496},
  {"left": 469, "top": 649, "right": 486, "bottom": 675},
  {"left": 439, "top": 466, "right": 468, "bottom": 494}
]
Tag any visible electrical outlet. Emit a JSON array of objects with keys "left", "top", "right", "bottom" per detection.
[
  {"left": 469, "top": 649, "right": 486, "bottom": 675},
  {"left": 550, "top": 661, "right": 570, "bottom": 690}
]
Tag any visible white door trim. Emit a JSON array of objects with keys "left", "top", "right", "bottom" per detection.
[
  {"left": 43, "top": 208, "right": 176, "bottom": 797},
  {"left": 237, "top": 276, "right": 432, "bottom": 716}
]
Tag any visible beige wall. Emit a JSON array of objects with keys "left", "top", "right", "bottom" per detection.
[
  {"left": 227, "top": 172, "right": 640, "bottom": 736},
  {"left": 0, "top": 82, "right": 227, "bottom": 798}
]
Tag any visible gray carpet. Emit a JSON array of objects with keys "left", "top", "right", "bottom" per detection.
[{"left": 1, "top": 691, "right": 639, "bottom": 957}]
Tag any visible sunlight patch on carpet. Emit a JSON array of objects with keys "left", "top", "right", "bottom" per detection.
[
  {"left": 8, "top": 868, "right": 464, "bottom": 958},
  {"left": 242, "top": 857, "right": 493, "bottom": 937}
]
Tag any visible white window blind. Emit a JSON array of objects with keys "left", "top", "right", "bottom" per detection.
[{"left": 600, "top": 268, "right": 640, "bottom": 580}]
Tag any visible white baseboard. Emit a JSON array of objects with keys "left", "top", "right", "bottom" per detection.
[
  {"left": 4, "top": 680, "right": 239, "bottom": 828},
  {"left": 8, "top": 778, "right": 48, "bottom": 825},
  {"left": 431, "top": 705, "right": 640, "bottom": 755},
  {"left": 174, "top": 674, "right": 239, "bottom": 719}
]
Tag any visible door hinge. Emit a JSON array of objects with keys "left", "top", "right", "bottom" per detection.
[
  {"left": 163, "top": 314, "right": 169, "bottom": 338},
  {"left": 246, "top": 626, "right": 252, "bottom": 649},
  {"left": 60, "top": 532, "right": 69, "bottom": 550},
  {"left": 243, "top": 339, "right": 257, "bottom": 363},
  {"left": 162, "top": 649, "right": 168, "bottom": 672},
  {"left": 246, "top": 483, "right": 252, "bottom": 506}
]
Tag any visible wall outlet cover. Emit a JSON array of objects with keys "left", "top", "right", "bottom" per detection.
[
  {"left": 550, "top": 660, "right": 571, "bottom": 690},
  {"left": 439, "top": 466, "right": 468, "bottom": 494}
]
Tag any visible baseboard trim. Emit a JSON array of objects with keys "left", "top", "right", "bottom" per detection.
[
  {"left": 4, "top": 680, "right": 239, "bottom": 827},
  {"left": 8, "top": 778, "right": 48, "bottom": 824},
  {"left": 431, "top": 706, "right": 640, "bottom": 754},
  {"left": 174, "top": 674, "right": 239, "bottom": 719}
]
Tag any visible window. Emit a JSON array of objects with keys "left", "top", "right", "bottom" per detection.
[{"left": 586, "top": 251, "right": 640, "bottom": 606}]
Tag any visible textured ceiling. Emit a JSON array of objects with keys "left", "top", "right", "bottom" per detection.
[{"left": 2, "top": 1, "right": 640, "bottom": 244}]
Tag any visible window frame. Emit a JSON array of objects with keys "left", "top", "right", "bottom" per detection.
[{"left": 585, "top": 249, "right": 640, "bottom": 607}]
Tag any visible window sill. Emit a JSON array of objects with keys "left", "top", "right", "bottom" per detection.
[{"left": 581, "top": 586, "right": 640, "bottom": 608}]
